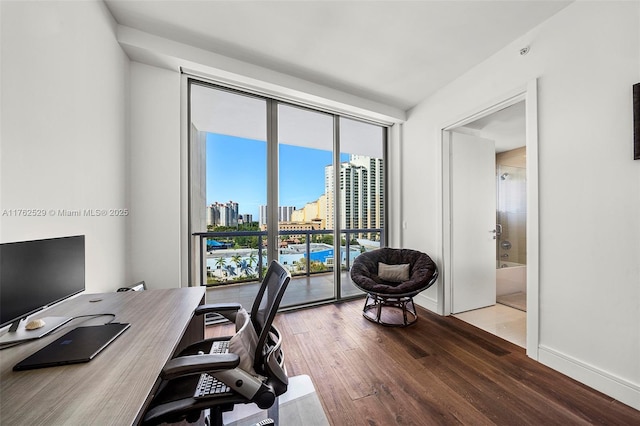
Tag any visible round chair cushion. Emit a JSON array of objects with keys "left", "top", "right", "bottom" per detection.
[{"left": 350, "top": 248, "right": 438, "bottom": 296}]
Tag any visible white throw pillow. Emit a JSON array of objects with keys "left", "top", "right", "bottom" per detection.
[{"left": 378, "top": 262, "right": 410, "bottom": 282}]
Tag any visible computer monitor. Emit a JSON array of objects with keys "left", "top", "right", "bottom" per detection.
[{"left": 0, "top": 235, "right": 85, "bottom": 344}]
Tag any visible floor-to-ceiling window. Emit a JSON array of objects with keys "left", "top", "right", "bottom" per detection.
[
  {"left": 189, "top": 83, "right": 268, "bottom": 295},
  {"left": 337, "top": 117, "right": 386, "bottom": 297},
  {"left": 189, "top": 79, "right": 387, "bottom": 309},
  {"left": 277, "top": 104, "right": 337, "bottom": 306}
]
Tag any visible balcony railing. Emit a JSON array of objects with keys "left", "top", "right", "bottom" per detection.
[{"left": 192, "top": 228, "right": 383, "bottom": 286}]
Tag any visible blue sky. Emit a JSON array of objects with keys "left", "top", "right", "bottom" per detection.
[{"left": 206, "top": 133, "right": 348, "bottom": 218}]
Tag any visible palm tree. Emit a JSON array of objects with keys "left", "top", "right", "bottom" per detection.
[
  {"left": 239, "top": 259, "right": 254, "bottom": 277},
  {"left": 248, "top": 251, "right": 257, "bottom": 267},
  {"left": 231, "top": 255, "right": 242, "bottom": 268},
  {"left": 224, "top": 264, "right": 237, "bottom": 277},
  {"left": 215, "top": 257, "right": 226, "bottom": 272}
]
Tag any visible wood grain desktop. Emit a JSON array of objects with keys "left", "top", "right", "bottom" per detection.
[{"left": 0, "top": 287, "right": 205, "bottom": 425}]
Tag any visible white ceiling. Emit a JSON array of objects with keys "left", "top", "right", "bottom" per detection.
[
  {"left": 191, "top": 83, "right": 384, "bottom": 157},
  {"left": 104, "top": 0, "right": 571, "bottom": 111},
  {"left": 461, "top": 101, "right": 526, "bottom": 153}
]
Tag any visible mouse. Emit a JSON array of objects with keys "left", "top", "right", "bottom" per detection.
[{"left": 25, "top": 319, "right": 46, "bottom": 330}]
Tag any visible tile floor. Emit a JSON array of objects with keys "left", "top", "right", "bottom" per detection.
[{"left": 453, "top": 303, "right": 526, "bottom": 348}]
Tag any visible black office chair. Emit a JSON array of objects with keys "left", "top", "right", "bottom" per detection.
[
  {"left": 116, "top": 281, "right": 146, "bottom": 292},
  {"left": 143, "top": 260, "right": 291, "bottom": 426}
]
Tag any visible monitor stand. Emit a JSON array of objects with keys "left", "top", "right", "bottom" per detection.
[{"left": 0, "top": 316, "right": 73, "bottom": 345}]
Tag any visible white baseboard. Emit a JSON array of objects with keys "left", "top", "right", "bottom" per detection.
[
  {"left": 538, "top": 345, "right": 640, "bottom": 411},
  {"left": 414, "top": 293, "right": 438, "bottom": 314}
]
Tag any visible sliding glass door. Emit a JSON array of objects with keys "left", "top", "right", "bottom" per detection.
[
  {"left": 189, "top": 83, "right": 268, "bottom": 308},
  {"left": 338, "top": 117, "right": 386, "bottom": 297},
  {"left": 277, "top": 104, "right": 336, "bottom": 306}
]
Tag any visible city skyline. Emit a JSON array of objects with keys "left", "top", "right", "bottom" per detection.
[{"left": 206, "top": 132, "right": 349, "bottom": 219}]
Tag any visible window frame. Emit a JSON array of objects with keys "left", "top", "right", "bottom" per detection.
[{"left": 186, "top": 77, "right": 389, "bottom": 305}]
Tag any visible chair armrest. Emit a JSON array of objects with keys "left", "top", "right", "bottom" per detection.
[
  {"left": 194, "top": 303, "right": 242, "bottom": 316},
  {"left": 160, "top": 354, "right": 240, "bottom": 381}
]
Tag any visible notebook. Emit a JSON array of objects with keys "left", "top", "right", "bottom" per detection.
[{"left": 13, "top": 323, "right": 130, "bottom": 371}]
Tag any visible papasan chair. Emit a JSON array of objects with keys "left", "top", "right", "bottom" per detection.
[{"left": 350, "top": 248, "right": 438, "bottom": 327}]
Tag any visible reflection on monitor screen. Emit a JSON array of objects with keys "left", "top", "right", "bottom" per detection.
[{"left": 0, "top": 235, "right": 85, "bottom": 343}]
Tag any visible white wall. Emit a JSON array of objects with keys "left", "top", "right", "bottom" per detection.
[
  {"left": 0, "top": 1, "right": 130, "bottom": 293},
  {"left": 403, "top": 1, "right": 640, "bottom": 409},
  {"left": 128, "top": 62, "right": 182, "bottom": 289}
]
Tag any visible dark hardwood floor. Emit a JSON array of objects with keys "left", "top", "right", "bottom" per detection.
[{"left": 207, "top": 300, "right": 640, "bottom": 425}]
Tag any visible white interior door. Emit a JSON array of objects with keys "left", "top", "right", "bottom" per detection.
[{"left": 450, "top": 131, "right": 497, "bottom": 314}]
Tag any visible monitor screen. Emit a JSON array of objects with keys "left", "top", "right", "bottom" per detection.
[{"left": 0, "top": 235, "right": 85, "bottom": 329}]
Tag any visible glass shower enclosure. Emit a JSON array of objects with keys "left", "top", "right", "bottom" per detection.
[{"left": 496, "top": 165, "right": 526, "bottom": 267}]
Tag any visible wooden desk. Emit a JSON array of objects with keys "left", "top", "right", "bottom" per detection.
[{"left": 0, "top": 287, "right": 205, "bottom": 425}]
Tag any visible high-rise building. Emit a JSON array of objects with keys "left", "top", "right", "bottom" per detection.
[
  {"left": 259, "top": 205, "right": 268, "bottom": 226},
  {"left": 325, "top": 155, "right": 383, "bottom": 236},
  {"left": 207, "top": 201, "right": 240, "bottom": 227},
  {"left": 259, "top": 205, "right": 297, "bottom": 226},
  {"left": 278, "top": 206, "right": 296, "bottom": 222},
  {"left": 349, "top": 155, "right": 384, "bottom": 232},
  {"left": 206, "top": 203, "right": 219, "bottom": 227},
  {"left": 290, "top": 196, "right": 328, "bottom": 229}
]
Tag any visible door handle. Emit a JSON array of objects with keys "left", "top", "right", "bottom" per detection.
[{"left": 490, "top": 224, "right": 502, "bottom": 240}]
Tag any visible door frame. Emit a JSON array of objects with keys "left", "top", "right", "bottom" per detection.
[{"left": 439, "top": 79, "right": 539, "bottom": 359}]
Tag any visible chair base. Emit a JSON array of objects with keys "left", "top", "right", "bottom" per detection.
[{"left": 362, "top": 293, "right": 418, "bottom": 327}]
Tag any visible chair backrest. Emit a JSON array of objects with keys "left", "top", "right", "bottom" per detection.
[{"left": 249, "top": 260, "right": 291, "bottom": 373}]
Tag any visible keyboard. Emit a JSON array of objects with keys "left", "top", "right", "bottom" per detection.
[
  {"left": 193, "top": 340, "right": 232, "bottom": 399},
  {"left": 210, "top": 340, "right": 230, "bottom": 354}
]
